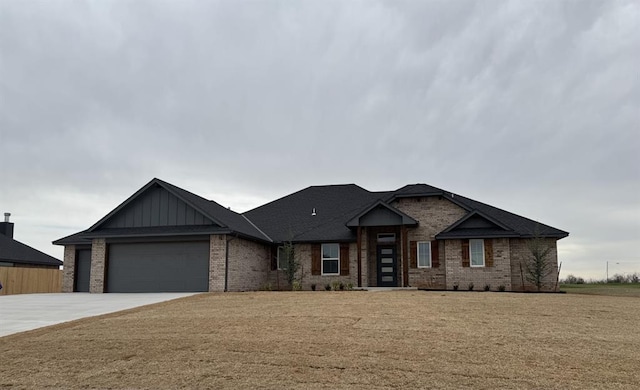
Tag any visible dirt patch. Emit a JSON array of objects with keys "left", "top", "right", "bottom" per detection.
[{"left": 1, "top": 291, "right": 639, "bottom": 389}]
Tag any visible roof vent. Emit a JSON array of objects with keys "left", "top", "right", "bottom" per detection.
[
  {"left": 311, "top": 208, "right": 317, "bottom": 216},
  {"left": 3, "top": 212, "right": 10, "bottom": 223}
]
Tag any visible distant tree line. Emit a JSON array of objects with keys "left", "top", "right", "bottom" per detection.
[{"left": 562, "top": 273, "right": 640, "bottom": 284}]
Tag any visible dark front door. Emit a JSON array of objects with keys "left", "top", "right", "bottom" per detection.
[{"left": 377, "top": 245, "right": 397, "bottom": 287}]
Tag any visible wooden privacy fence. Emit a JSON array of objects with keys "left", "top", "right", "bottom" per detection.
[{"left": 0, "top": 267, "right": 62, "bottom": 295}]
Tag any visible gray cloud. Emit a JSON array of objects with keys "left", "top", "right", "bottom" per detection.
[{"left": 1, "top": 0, "right": 638, "bottom": 278}]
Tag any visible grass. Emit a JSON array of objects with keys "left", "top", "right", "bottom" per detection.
[
  {"left": 1, "top": 291, "right": 639, "bottom": 389},
  {"left": 561, "top": 283, "right": 640, "bottom": 297}
]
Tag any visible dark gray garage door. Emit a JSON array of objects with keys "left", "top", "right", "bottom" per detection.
[
  {"left": 75, "top": 249, "right": 91, "bottom": 292},
  {"left": 107, "top": 241, "right": 209, "bottom": 293}
]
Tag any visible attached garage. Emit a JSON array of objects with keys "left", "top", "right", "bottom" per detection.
[{"left": 106, "top": 241, "right": 210, "bottom": 293}]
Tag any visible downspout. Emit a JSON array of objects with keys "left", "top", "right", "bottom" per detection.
[{"left": 224, "top": 234, "right": 238, "bottom": 292}]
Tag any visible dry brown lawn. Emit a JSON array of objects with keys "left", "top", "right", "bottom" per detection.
[{"left": 1, "top": 291, "right": 639, "bottom": 389}]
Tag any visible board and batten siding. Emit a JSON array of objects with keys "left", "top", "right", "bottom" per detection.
[{"left": 102, "top": 185, "right": 215, "bottom": 228}]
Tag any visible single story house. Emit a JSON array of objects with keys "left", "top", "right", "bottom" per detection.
[
  {"left": 54, "top": 178, "right": 568, "bottom": 293},
  {"left": 1, "top": 213, "right": 63, "bottom": 269}
]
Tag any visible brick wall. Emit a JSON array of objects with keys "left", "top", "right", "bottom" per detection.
[
  {"left": 295, "top": 243, "right": 359, "bottom": 290},
  {"left": 395, "top": 197, "right": 467, "bottom": 289},
  {"left": 89, "top": 238, "right": 106, "bottom": 293},
  {"left": 209, "top": 235, "right": 226, "bottom": 292},
  {"left": 445, "top": 238, "right": 512, "bottom": 291},
  {"left": 510, "top": 238, "right": 559, "bottom": 292},
  {"left": 226, "top": 237, "right": 270, "bottom": 292},
  {"left": 61, "top": 245, "right": 75, "bottom": 293}
]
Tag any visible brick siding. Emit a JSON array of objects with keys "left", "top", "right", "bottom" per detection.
[
  {"left": 226, "top": 237, "right": 270, "bottom": 292},
  {"left": 61, "top": 245, "right": 76, "bottom": 293},
  {"left": 510, "top": 238, "right": 559, "bottom": 292},
  {"left": 89, "top": 238, "right": 106, "bottom": 293},
  {"left": 445, "top": 238, "right": 512, "bottom": 291},
  {"left": 395, "top": 197, "right": 467, "bottom": 289}
]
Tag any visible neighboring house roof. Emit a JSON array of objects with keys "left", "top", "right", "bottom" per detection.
[{"left": 0, "top": 233, "right": 63, "bottom": 267}]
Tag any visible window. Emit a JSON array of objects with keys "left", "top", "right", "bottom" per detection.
[
  {"left": 417, "top": 241, "right": 431, "bottom": 268},
  {"left": 277, "top": 246, "right": 287, "bottom": 270},
  {"left": 377, "top": 233, "right": 396, "bottom": 243},
  {"left": 321, "top": 243, "right": 339, "bottom": 275},
  {"left": 470, "top": 239, "right": 484, "bottom": 267}
]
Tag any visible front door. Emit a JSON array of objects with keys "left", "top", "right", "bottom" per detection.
[{"left": 377, "top": 245, "right": 397, "bottom": 287}]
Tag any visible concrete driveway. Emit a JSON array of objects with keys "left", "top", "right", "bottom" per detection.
[{"left": 0, "top": 293, "right": 198, "bottom": 337}]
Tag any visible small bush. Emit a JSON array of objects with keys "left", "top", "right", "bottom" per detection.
[
  {"left": 310, "top": 283, "right": 316, "bottom": 291},
  {"left": 468, "top": 282, "right": 474, "bottom": 291},
  {"left": 453, "top": 283, "right": 459, "bottom": 291},
  {"left": 498, "top": 285, "right": 506, "bottom": 292},
  {"left": 292, "top": 281, "right": 302, "bottom": 291},
  {"left": 576, "top": 277, "right": 585, "bottom": 284},
  {"left": 484, "top": 284, "right": 490, "bottom": 291},
  {"left": 346, "top": 282, "right": 354, "bottom": 291},
  {"left": 331, "top": 280, "right": 341, "bottom": 291},
  {"left": 260, "top": 283, "right": 272, "bottom": 291},
  {"left": 324, "top": 283, "right": 331, "bottom": 291},
  {"left": 611, "top": 274, "right": 626, "bottom": 284},
  {"left": 630, "top": 273, "right": 639, "bottom": 284},
  {"left": 339, "top": 282, "right": 345, "bottom": 291}
]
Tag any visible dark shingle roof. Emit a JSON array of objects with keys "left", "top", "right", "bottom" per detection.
[
  {"left": 246, "top": 183, "right": 568, "bottom": 243},
  {"left": 55, "top": 180, "right": 568, "bottom": 247},
  {"left": 244, "top": 184, "right": 384, "bottom": 242},
  {"left": 54, "top": 178, "right": 272, "bottom": 245},
  {"left": 0, "top": 234, "right": 62, "bottom": 266}
]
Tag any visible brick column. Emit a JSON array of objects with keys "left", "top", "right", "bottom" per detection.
[
  {"left": 209, "top": 235, "right": 226, "bottom": 292},
  {"left": 90, "top": 238, "right": 106, "bottom": 293},
  {"left": 61, "top": 245, "right": 76, "bottom": 293}
]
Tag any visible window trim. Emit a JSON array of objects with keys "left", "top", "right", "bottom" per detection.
[
  {"left": 417, "top": 241, "right": 432, "bottom": 268},
  {"left": 321, "top": 243, "right": 340, "bottom": 276},
  {"left": 469, "top": 239, "right": 485, "bottom": 267}
]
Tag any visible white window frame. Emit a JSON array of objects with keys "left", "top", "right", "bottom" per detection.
[
  {"left": 277, "top": 246, "right": 287, "bottom": 270},
  {"left": 417, "top": 241, "right": 431, "bottom": 268},
  {"left": 321, "top": 243, "right": 340, "bottom": 276},
  {"left": 469, "top": 239, "right": 485, "bottom": 267}
]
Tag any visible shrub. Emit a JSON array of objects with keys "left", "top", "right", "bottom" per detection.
[
  {"left": 339, "top": 282, "right": 345, "bottom": 291},
  {"left": 630, "top": 273, "right": 639, "bottom": 284},
  {"left": 484, "top": 284, "right": 491, "bottom": 291},
  {"left": 331, "top": 280, "right": 341, "bottom": 291},
  {"left": 324, "top": 283, "right": 331, "bottom": 291},
  {"left": 310, "top": 283, "right": 317, "bottom": 291},
  {"left": 498, "top": 285, "right": 506, "bottom": 292},
  {"left": 468, "top": 282, "right": 474, "bottom": 291},
  {"left": 261, "top": 283, "right": 272, "bottom": 291},
  {"left": 576, "top": 277, "right": 585, "bottom": 284},
  {"left": 453, "top": 283, "right": 459, "bottom": 291},
  {"left": 346, "top": 282, "right": 354, "bottom": 291},
  {"left": 292, "top": 281, "right": 302, "bottom": 291}
]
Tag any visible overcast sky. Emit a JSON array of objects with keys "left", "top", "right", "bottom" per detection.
[{"left": 1, "top": 0, "right": 638, "bottom": 279}]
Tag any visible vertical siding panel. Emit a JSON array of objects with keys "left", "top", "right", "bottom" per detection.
[
  {"left": 186, "top": 206, "right": 195, "bottom": 225},
  {"left": 150, "top": 188, "right": 160, "bottom": 226},
  {"left": 159, "top": 190, "right": 168, "bottom": 226},
  {"left": 168, "top": 193, "right": 177, "bottom": 225},
  {"left": 134, "top": 198, "right": 143, "bottom": 226},
  {"left": 125, "top": 207, "right": 134, "bottom": 228}
]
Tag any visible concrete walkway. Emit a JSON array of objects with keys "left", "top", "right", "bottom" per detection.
[{"left": 0, "top": 293, "right": 197, "bottom": 337}]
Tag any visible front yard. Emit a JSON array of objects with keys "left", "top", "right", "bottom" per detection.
[{"left": 1, "top": 291, "right": 638, "bottom": 389}]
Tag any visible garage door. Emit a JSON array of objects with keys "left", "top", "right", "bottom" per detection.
[
  {"left": 107, "top": 241, "right": 209, "bottom": 293},
  {"left": 75, "top": 249, "right": 91, "bottom": 292}
]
